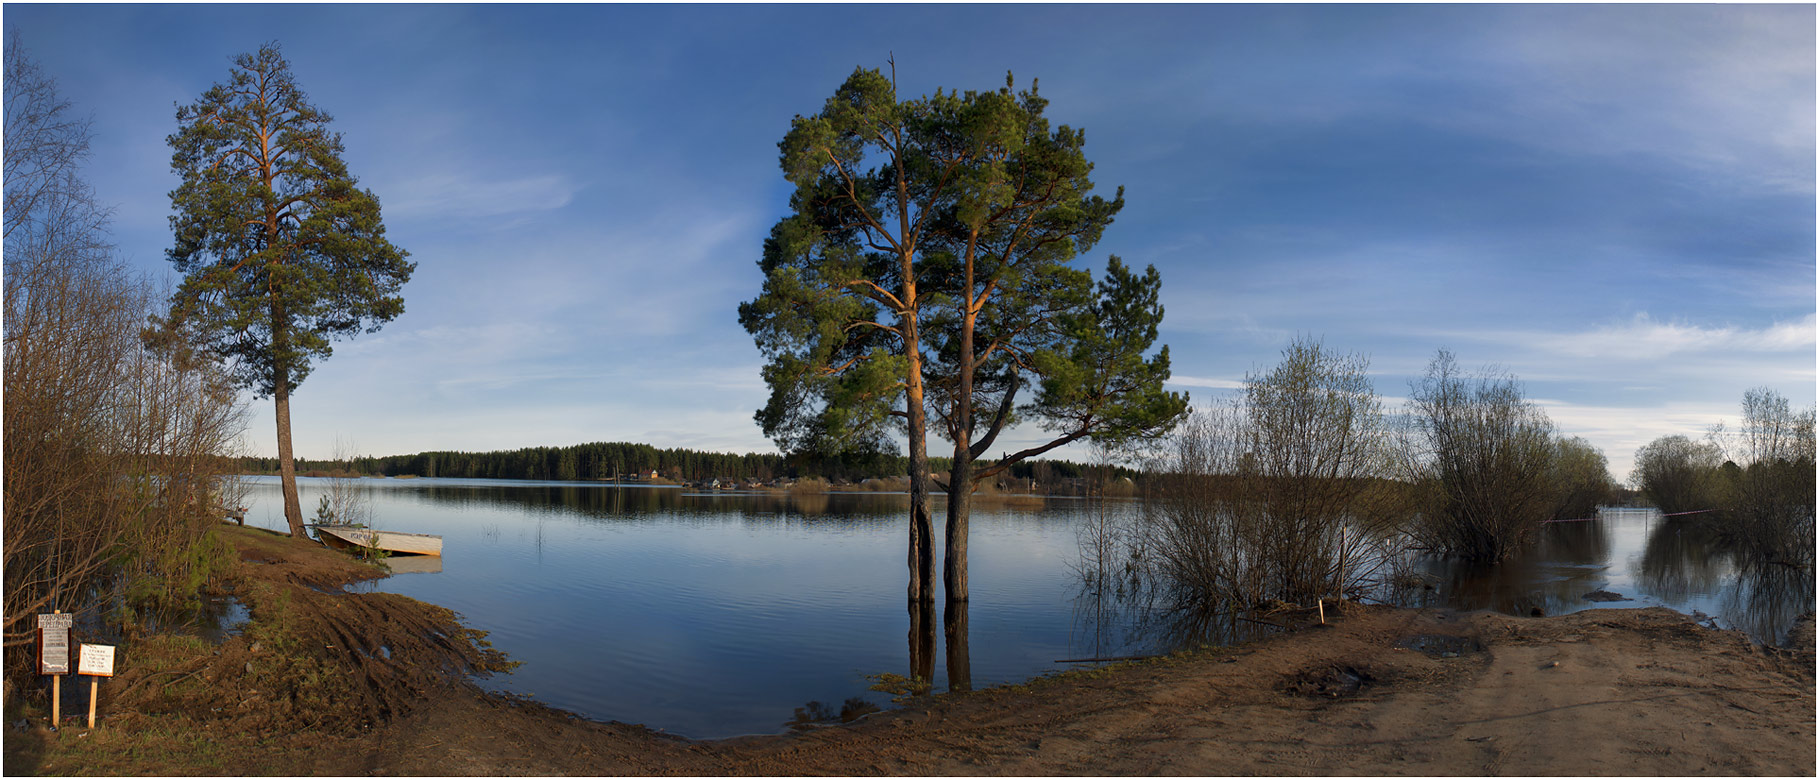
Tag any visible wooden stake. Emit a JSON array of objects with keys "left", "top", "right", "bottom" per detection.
[
  {"left": 1318, "top": 599, "right": 1326, "bottom": 625},
  {"left": 50, "top": 610, "right": 61, "bottom": 727},
  {"left": 87, "top": 678, "right": 97, "bottom": 729}
]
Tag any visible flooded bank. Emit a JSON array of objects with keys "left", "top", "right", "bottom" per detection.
[
  {"left": 1393, "top": 507, "right": 1813, "bottom": 644},
  {"left": 237, "top": 478, "right": 1811, "bottom": 738}
]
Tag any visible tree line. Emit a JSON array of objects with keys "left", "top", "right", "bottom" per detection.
[{"left": 239, "top": 441, "right": 1132, "bottom": 487}]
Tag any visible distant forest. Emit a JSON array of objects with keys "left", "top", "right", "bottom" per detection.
[{"left": 240, "top": 441, "right": 1129, "bottom": 485}]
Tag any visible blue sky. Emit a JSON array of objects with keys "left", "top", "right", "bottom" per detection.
[{"left": 7, "top": 4, "right": 1813, "bottom": 480}]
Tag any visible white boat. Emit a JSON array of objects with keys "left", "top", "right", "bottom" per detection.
[{"left": 313, "top": 525, "right": 443, "bottom": 557}]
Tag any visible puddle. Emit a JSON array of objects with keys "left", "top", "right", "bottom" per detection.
[
  {"left": 1582, "top": 589, "right": 1633, "bottom": 602},
  {"left": 194, "top": 596, "right": 250, "bottom": 643},
  {"left": 784, "top": 697, "right": 882, "bottom": 731},
  {"left": 1280, "top": 664, "right": 1375, "bottom": 699},
  {"left": 1395, "top": 634, "right": 1484, "bottom": 658},
  {"left": 140, "top": 596, "right": 249, "bottom": 644}
]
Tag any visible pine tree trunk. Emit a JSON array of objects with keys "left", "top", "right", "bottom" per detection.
[
  {"left": 269, "top": 301, "right": 305, "bottom": 538},
  {"left": 904, "top": 317, "right": 935, "bottom": 603},
  {"left": 944, "top": 449, "right": 972, "bottom": 603},
  {"left": 273, "top": 373, "right": 305, "bottom": 538},
  {"left": 943, "top": 278, "right": 977, "bottom": 604}
]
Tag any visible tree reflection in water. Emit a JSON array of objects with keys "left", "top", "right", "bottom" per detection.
[
  {"left": 908, "top": 600, "right": 935, "bottom": 690},
  {"left": 1719, "top": 564, "right": 1814, "bottom": 645},
  {"left": 1079, "top": 506, "right": 1813, "bottom": 653},
  {"left": 943, "top": 601, "right": 971, "bottom": 692},
  {"left": 1635, "top": 516, "right": 1731, "bottom": 604}
]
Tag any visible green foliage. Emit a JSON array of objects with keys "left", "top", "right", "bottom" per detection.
[
  {"left": 310, "top": 494, "right": 337, "bottom": 525},
  {"left": 154, "top": 42, "right": 412, "bottom": 398},
  {"left": 1551, "top": 436, "right": 1616, "bottom": 521},
  {"left": 123, "top": 528, "right": 237, "bottom": 618},
  {"left": 1021, "top": 258, "right": 1188, "bottom": 458}
]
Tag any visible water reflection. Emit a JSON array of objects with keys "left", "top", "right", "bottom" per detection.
[
  {"left": 235, "top": 478, "right": 1809, "bottom": 739},
  {"left": 943, "top": 601, "right": 971, "bottom": 692},
  {"left": 393, "top": 479, "right": 911, "bottom": 522},
  {"left": 908, "top": 601, "right": 936, "bottom": 689},
  {"left": 1636, "top": 516, "right": 1731, "bottom": 603},
  {"left": 1404, "top": 516, "right": 1619, "bottom": 618},
  {"left": 1718, "top": 565, "right": 1815, "bottom": 645},
  {"left": 1388, "top": 507, "right": 1812, "bottom": 644}
]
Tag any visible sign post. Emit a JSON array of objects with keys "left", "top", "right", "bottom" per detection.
[
  {"left": 76, "top": 644, "right": 114, "bottom": 729},
  {"left": 37, "top": 612, "right": 72, "bottom": 727}
]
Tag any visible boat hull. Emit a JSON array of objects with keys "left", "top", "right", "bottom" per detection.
[{"left": 314, "top": 525, "right": 443, "bottom": 556}]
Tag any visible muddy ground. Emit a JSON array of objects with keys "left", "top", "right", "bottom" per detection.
[{"left": 6, "top": 527, "right": 1813, "bottom": 776}]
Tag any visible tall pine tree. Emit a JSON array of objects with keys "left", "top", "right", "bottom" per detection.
[{"left": 155, "top": 43, "right": 412, "bottom": 537}]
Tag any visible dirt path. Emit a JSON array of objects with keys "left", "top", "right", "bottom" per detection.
[
  {"left": 7, "top": 529, "right": 1812, "bottom": 776},
  {"left": 325, "top": 604, "right": 1812, "bottom": 776}
]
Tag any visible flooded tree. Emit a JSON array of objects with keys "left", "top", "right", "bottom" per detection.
[
  {"left": 1631, "top": 434, "right": 1724, "bottom": 515},
  {"left": 1135, "top": 339, "right": 1398, "bottom": 615},
  {"left": 742, "top": 64, "right": 1183, "bottom": 603},
  {"left": 741, "top": 64, "right": 950, "bottom": 602},
  {"left": 1551, "top": 436, "right": 1616, "bottom": 521},
  {"left": 1399, "top": 350, "right": 1559, "bottom": 563},
  {"left": 1711, "top": 388, "right": 1816, "bottom": 564},
  {"left": 152, "top": 43, "right": 412, "bottom": 538}
]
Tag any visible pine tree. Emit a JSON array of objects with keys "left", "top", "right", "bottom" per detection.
[{"left": 155, "top": 43, "right": 412, "bottom": 537}]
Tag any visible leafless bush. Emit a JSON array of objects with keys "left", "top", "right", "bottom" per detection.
[
  {"left": 1398, "top": 350, "right": 1560, "bottom": 563},
  {"left": 1074, "top": 444, "right": 1147, "bottom": 600},
  {"left": 1127, "top": 339, "right": 1405, "bottom": 616},
  {"left": 3, "top": 38, "right": 245, "bottom": 690},
  {"left": 1711, "top": 388, "right": 1815, "bottom": 564},
  {"left": 314, "top": 435, "right": 372, "bottom": 527}
]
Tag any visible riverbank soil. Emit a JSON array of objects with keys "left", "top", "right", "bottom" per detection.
[{"left": 6, "top": 527, "right": 1812, "bottom": 775}]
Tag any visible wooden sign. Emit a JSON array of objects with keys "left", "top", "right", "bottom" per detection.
[
  {"left": 37, "top": 613, "right": 72, "bottom": 675},
  {"left": 77, "top": 644, "right": 115, "bottom": 677}
]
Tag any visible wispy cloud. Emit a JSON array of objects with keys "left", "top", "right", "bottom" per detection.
[
  {"left": 1514, "top": 313, "right": 1815, "bottom": 361},
  {"left": 384, "top": 171, "right": 583, "bottom": 221},
  {"left": 1532, "top": 397, "right": 1743, "bottom": 481},
  {"left": 1167, "top": 375, "right": 1244, "bottom": 390}
]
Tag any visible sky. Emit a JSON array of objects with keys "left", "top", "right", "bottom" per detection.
[{"left": 6, "top": 3, "right": 1813, "bottom": 481}]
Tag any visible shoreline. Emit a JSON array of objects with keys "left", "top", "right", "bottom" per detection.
[{"left": 7, "top": 527, "right": 1813, "bottom": 776}]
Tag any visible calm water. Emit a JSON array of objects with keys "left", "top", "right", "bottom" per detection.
[{"left": 236, "top": 477, "right": 1810, "bottom": 739}]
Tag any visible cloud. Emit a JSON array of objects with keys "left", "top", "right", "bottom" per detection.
[
  {"left": 1449, "top": 6, "right": 1814, "bottom": 195},
  {"left": 1166, "top": 375, "right": 1244, "bottom": 390},
  {"left": 1529, "top": 313, "right": 1815, "bottom": 361},
  {"left": 384, "top": 171, "right": 582, "bottom": 220},
  {"left": 1531, "top": 397, "right": 1742, "bottom": 481}
]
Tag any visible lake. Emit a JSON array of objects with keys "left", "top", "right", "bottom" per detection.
[{"left": 235, "top": 476, "right": 1811, "bottom": 739}]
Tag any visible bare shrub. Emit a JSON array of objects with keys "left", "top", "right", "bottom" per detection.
[
  {"left": 3, "top": 38, "right": 245, "bottom": 689},
  {"left": 315, "top": 435, "right": 372, "bottom": 527},
  {"left": 1712, "top": 388, "right": 1815, "bottom": 564},
  {"left": 1129, "top": 339, "right": 1405, "bottom": 616},
  {"left": 1398, "top": 350, "right": 1559, "bottom": 563}
]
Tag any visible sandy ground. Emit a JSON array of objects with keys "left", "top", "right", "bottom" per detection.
[
  {"left": 6, "top": 530, "right": 1813, "bottom": 776},
  {"left": 331, "top": 605, "right": 1814, "bottom": 776}
]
